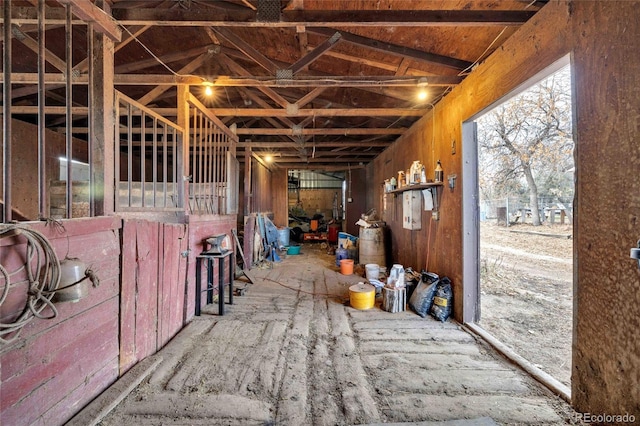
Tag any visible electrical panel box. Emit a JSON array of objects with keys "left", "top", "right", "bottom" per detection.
[{"left": 402, "top": 190, "right": 422, "bottom": 230}]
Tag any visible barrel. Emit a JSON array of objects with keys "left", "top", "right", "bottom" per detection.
[
  {"left": 328, "top": 224, "right": 340, "bottom": 243},
  {"left": 359, "top": 226, "right": 386, "bottom": 267},
  {"left": 277, "top": 227, "right": 290, "bottom": 248}
]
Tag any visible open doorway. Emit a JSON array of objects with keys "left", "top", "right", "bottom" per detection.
[{"left": 463, "top": 59, "right": 574, "bottom": 387}]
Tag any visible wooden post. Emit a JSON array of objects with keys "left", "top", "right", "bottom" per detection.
[
  {"left": 244, "top": 145, "right": 252, "bottom": 215},
  {"left": 89, "top": 3, "right": 115, "bottom": 215}
]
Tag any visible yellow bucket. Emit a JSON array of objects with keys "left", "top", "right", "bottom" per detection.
[{"left": 349, "top": 283, "right": 375, "bottom": 310}]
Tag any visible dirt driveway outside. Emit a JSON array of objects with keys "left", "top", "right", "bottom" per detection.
[{"left": 479, "top": 222, "right": 573, "bottom": 386}]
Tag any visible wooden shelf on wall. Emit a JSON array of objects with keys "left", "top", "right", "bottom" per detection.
[{"left": 386, "top": 182, "right": 443, "bottom": 195}]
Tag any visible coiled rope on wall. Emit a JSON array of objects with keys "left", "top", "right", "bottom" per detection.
[{"left": 0, "top": 223, "right": 61, "bottom": 344}]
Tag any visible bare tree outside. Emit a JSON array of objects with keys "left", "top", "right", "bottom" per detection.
[
  {"left": 478, "top": 65, "right": 573, "bottom": 225},
  {"left": 477, "top": 65, "right": 575, "bottom": 386}
]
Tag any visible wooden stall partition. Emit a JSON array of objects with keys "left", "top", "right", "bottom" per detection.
[
  {"left": 0, "top": 217, "right": 121, "bottom": 426},
  {"left": 157, "top": 223, "right": 189, "bottom": 349},
  {"left": 120, "top": 220, "right": 160, "bottom": 373}
]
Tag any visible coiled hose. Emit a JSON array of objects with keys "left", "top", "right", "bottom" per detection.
[{"left": 0, "top": 223, "right": 61, "bottom": 344}]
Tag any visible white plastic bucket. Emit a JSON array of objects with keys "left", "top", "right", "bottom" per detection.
[{"left": 365, "top": 263, "right": 380, "bottom": 281}]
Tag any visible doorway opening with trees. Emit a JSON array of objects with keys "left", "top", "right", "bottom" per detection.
[{"left": 464, "top": 59, "right": 574, "bottom": 389}]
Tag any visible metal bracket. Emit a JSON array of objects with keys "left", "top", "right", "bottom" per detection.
[{"left": 630, "top": 239, "right": 640, "bottom": 269}]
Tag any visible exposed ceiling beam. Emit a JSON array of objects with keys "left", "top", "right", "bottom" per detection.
[
  {"left": 105, "top": 8, "right": 535, "bottom": 27},
  {"left": 55, "top": 0, "right": 122, "bottom": 41},
  {"left": 5, "top": 72, "right": 462, "bottom": 87},
  {"left": 267, "top": 164, "right": 366, "bottom": 171},
  {"left": 294, "top": 87, "right": 326, "bottom": 108},
  {"left": 288, "top": 31, "right": 341, "bottom": 75},
  {"left": 308, "top": 27, "right": 472, "bottom": 71},
  {"left": 206, "top": 108, "right": 427, "bottom": 117},
  {"left": 114, "top": 44, "right": 219, "bottom": 74},
  {"left": 11, "top": 25, "right": 67, "bottom": 72},
  {"left": 235, "top": 128, "right": 404, "bottom": 136},
  {"left": 137, "top": 53, "right": 210, "bottom": 105},
  {"left": 274, "top": 157, "right": 373, "bottom": 164},
  {"left": 213, "top": 27, "right": 279, "bottom": 74},
  {"left": 237, "top": 141, "right": 391, "bottom": 148},
  {"left": 216, "top": 53, "right": 289, "bottom": 108}
]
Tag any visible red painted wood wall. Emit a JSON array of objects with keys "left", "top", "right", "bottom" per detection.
[
  {"left": 119, "top": 220, "right": 190, "bottom": 373},
  {"left": 0, "top": 218, "right": 121, "bottom": 426},
  {"left": 1, "top": 214, "right": 236, "bottom": 425}
]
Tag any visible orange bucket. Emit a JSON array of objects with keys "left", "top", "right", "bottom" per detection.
[{"left": 340, "top": 259, "right": 354, "bottom": 275}]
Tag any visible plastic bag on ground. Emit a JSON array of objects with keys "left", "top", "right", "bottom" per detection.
[
  {"left": 430, "top": 277, "right": 453, "bottom": 322},
  {"left": 408, "top": 279, "right": 439, "bottom": 318}
]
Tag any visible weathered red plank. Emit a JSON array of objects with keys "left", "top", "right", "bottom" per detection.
[
  {"left": 31, "top": 357, "right": 118, "bottom": 426},
  {"left": 157, "top": 223, "right": 167, "bottom": 348},
  {"left": 158, "top": 223, "right": 187, "bottom": 348},
  {"left": 2, "top": 298, "right": 119, "bottom": 396},
  {"left": 119, "top": 220, "right": 139, "bottom": 373},
  {"left": 134, "top": 221, "right": 159, "bottom": 361},
  {"left": 1, "top": 310, "right": 118, "bottom": 426}
]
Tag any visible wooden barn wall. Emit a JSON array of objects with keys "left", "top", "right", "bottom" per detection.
[
  {"left": 568, "top": 1, "right": 640, "bottom": 416},
  {"left": 119, "top": 220, "right": 189, "bottom": 373},
  {"left": 346, "top": 168, "right": 367, "bottom": 236},
  {"left": 249, "top": 159, "right": 273, "bottom": 214},
  {"left": 0, "top": 218, "right": 122, "bottom": 426},
  {"left": 370, "top": 0, "right": 640, "bottom": 417},
  {"left": 183, "top": 215, "right": 237, "bottom": 322},
  {"left": 0, "top": 119, "right": 88, "bottom": 220},
  {"left": 271, "top": 168, "right": 288, "bottom": 227}
]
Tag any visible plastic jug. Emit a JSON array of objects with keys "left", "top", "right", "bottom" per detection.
[
  {"left": 335, "top": 244, "right": 348, "bottom": 267},
  {"left": 387, "top": 264, "right": 405, "bottom": 288}
]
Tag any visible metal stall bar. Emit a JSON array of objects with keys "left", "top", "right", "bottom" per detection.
[
  {"left": 205, "top": 119, "right": 212, "bottom": 214},
  {"left": 140, "top": 110, "right": 146, "bottom": 207},
  {"left": 65, "top": 4, "right": 73, "bottom": 218},
  {"left": 173, "top": 126, "right": 179, "bottom": 208},
  {"left": 127, "top": 102, "right": 133, "bottom": 207},
  {"left": 114, "top": 96, "right": 121, "bottom": 211},
  {"left": 152, "top": 116, "right": 157, "bottom": 207},
  {"left": 87, "top": 23, "right": 94, "bottom": 216},
  {"left": 162, "top": 123, "right": 168, "bottom": 207},
  {"left": 3, "top": 0, "right": 12, "bottom": 222},
  {"left": 37, "top": 0, "right": 46, "bottom": 219},
  {"left": 197, "top": 110, "right": 204, "bottom": 213},
  {"left": 214, "top": 126, "right": 220, "bottom": 214}
]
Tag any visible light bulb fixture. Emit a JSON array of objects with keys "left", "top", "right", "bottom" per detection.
[
  {"left": 202, "top": 80, "right": 214, "bottom": 96},
  {"left": 417, "top": 77, "right": 429, "bottom": 87},
  {"left": 264, "top": 154, "right": 273, "bottom": 163},
  {"left": 417, "top": 90, "right": 428, "bottom": 101}
]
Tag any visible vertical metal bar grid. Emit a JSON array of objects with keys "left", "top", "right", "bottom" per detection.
[
  {"left": 214, "top": 126, "right": 219, "bottom": 214},
  {"left": 3, "top": 0, "right": 12, "bottom": 223},
  {"left": 65, "top": 4, "right": 73, "bottom": 218}
]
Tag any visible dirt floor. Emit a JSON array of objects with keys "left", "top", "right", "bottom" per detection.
[
  {"left": 479, "top": 221, "right": 573, "bottom": 387},
  {"left": 82, "top": 244, "right": 580, "bottom": 426}
]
